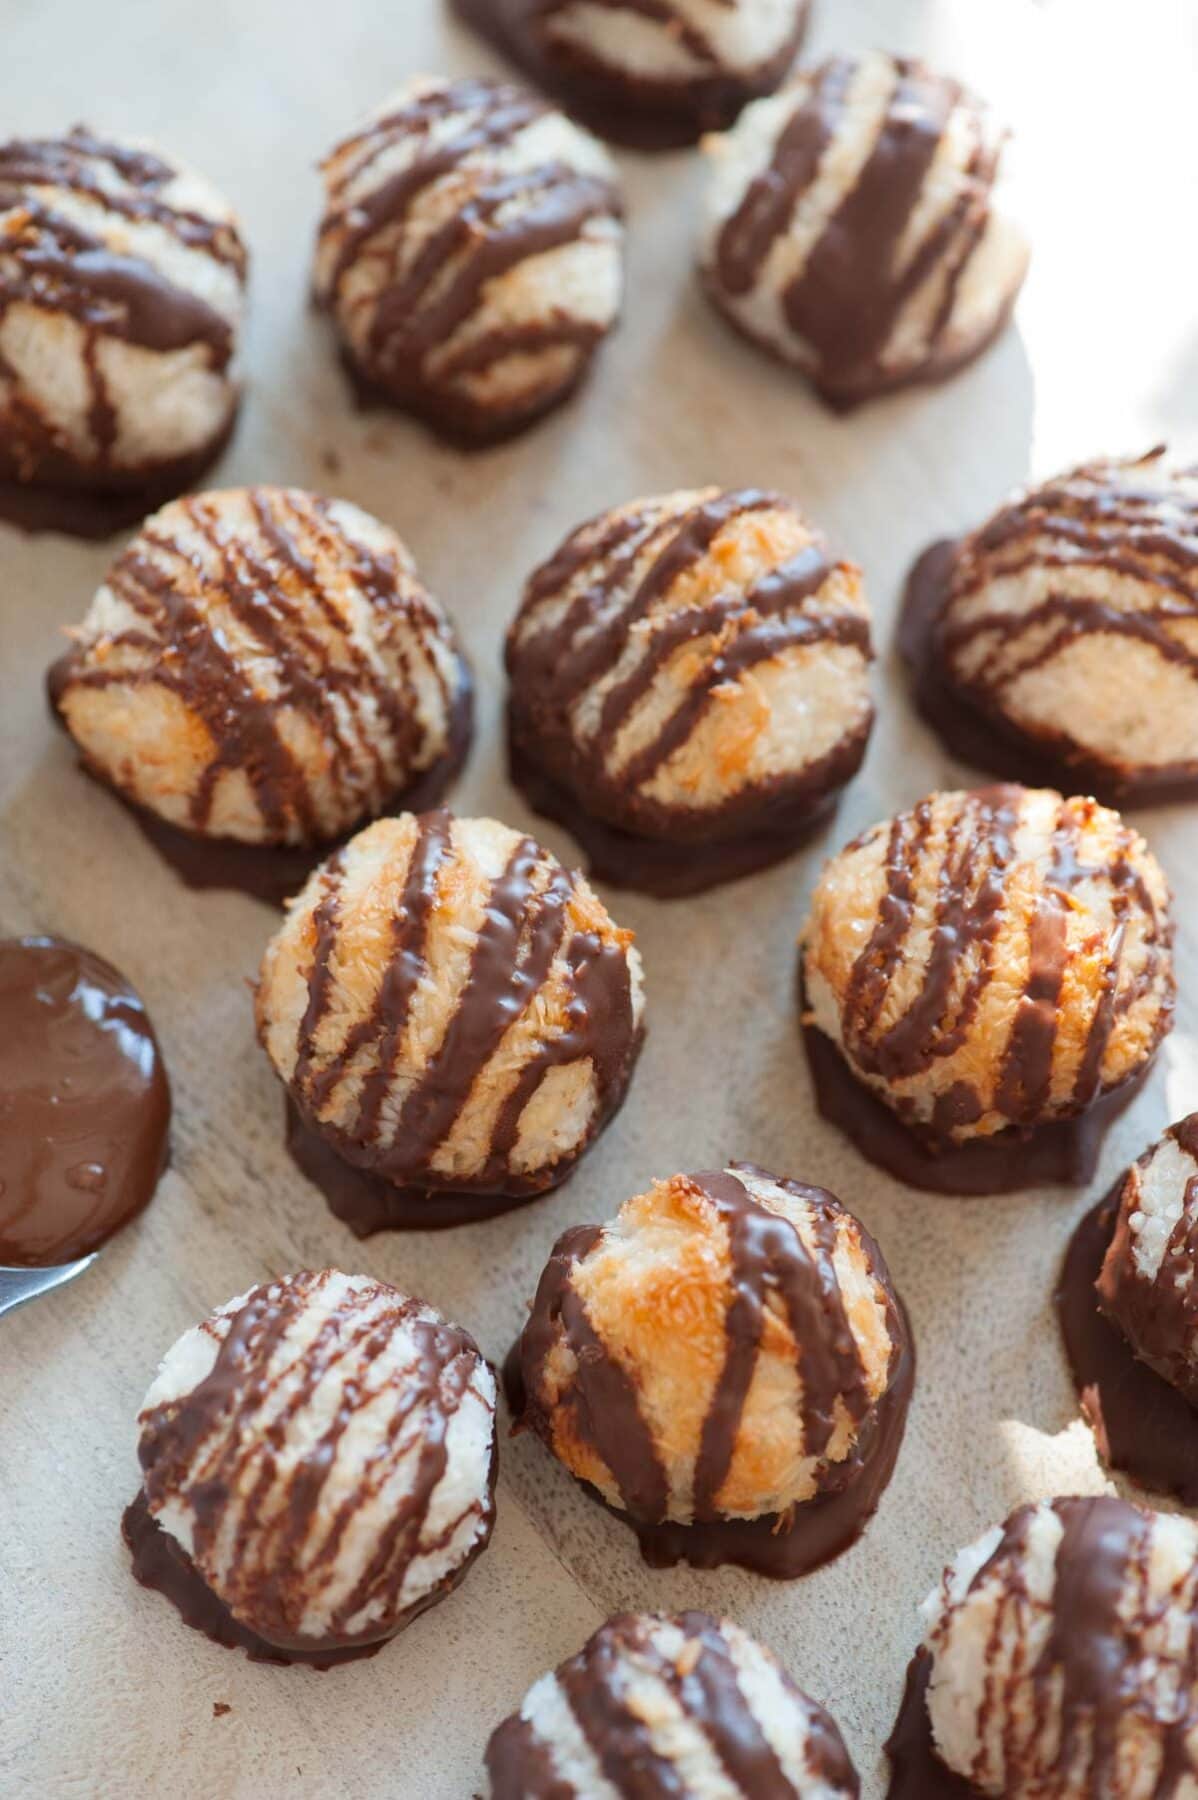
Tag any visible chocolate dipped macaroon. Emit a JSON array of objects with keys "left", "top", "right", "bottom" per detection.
[
  {"left": 886, "top": 1495, "right": 1198, "bottom": 1797},
  {"left": 452, "top": 1, "right": 811, "bottom": 150},
  {"left": 506, "top": 486, "right": 874, "bottom": 896},
  {"left": 901, "top": 450, "right": 1198, "bottom": 803},
  {"left": 1058, "top": 1113, "right": 1198, "bottom": 1504},
  {"left": 255, "top": 811, "right": 645, "bottom": 1231},
  {"left": 313, "top": 75, "right": 623, "bottom": 444},
  {"left": 800, "top": 785, "right": 1175, "bottom": 1195},
  {"left": 700, "top": 52, "right": 1028, "bottom": 410},
  {"left": 0, "top": 127, "right": 247, "bottom": 536},
  {"left": 47, "top": 485, "right": 472, "bottom": 904},
  {"left": 125, "top": 1269, "right": 497, "bottom": 1665},
  {"left": 486, "top": 1610, "right": 860, "bottom": 1798},
  {"left": 507, "top": 1163, "right": 913, "bottom": 1577}
]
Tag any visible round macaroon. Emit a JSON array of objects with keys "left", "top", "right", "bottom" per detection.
[
  {"left": 505, "top": 486, "right": 874, "bottom": 895},
  {"left": 0, "top": 127, "right": 247, "bottom": 530},
  {"left": 509, "top": 1162, "right": 912, "bottom": 1576},
  {"left": 313, "top": 75, "right": 623, "bottom": 444},
  {"left": 48, "top": 486, "right": 471, "bottom": 888},
  {"left": 900, "top": 449, "right": 1198, "bottom": 802},
  {"left": 452, "top": 0, "right": 812, "bottom": 148},
  {"left": 700, "top": 51, "right": 1028, "bottom": 409},
  {"left": 486, "top": 1611, "right": 860, "bottom": 1798},
  {"left": 1097, "top": 1113, "right": 1198, "bottom": 1404},
  {"left": 799, "top": 785, "right": 1175, "bottom": 1193},
  {"left": 255, "top": 811, "right": 645, "bottom": 1229},
  {"left": 130, "top": 1269, "right": 497, "bottom": 1657},
  {"left": 905, "top": 1496, "right": 1198, "bottom": 1797}
]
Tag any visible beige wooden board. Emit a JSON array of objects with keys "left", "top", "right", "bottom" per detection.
[{"left": 3, "top": 0, "right": 1198, "bottom": 1794}]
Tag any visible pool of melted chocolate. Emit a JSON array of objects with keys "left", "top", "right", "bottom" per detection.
[
  {"left": 885, "top": 1649, "right": 981, "bottom": 1798},
  {"left": 1056, "top": 1185, "right": 1198, "bottom": 1504}
]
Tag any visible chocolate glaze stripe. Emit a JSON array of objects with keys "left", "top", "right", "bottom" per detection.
[
  {"left": 665, "top": 1612, "right": 802, "bottom": 1798},
  {"left": 558, "top": 1619, "right": 690, "bottom": 1795}
]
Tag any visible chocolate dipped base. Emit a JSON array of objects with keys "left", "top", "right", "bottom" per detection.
[
  {"left": 799, "top": 975, "right": 1149, "bottom": 1197},
  {"left": 450, "top": 0, "right": 810, "bottom": 150},
  {"left": 333, "top": 343, "right": 597, "bottom": 451},
  {"left": 1056, "top": 1184, "right": 1198, "bottom": 1504},
  {"left": 46, "top": 660, "right": 473, "bottom": 908},
  {"left": 884, "top": 1650, "right": 980, "bottom": 1799},
  {"left": 503, "top": 1296, "right": 914, "bottom": 1580},
  {"left": 899, "top": 539, "right": 1198, "bottom": 807},
  {"left": 0, "top": 410, "right": 238, "bottom": 542},
  {"left": 508, "top": 716, "right": 849, "bottom": 900}
]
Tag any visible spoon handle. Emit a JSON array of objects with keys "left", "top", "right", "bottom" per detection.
[{"left": 0, "top": 1256, "right": 97, "bottom": 1318}]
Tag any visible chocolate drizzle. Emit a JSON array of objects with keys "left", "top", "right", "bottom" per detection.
[
  {"left": 453, "top": 0, "right": 810, "bottom": 149},
  {"left": 486, "top": 1610, "right": 859, "bottom": 1799},
  {"left": 507, "top": 489, "right": 873, "bottom": 893},
  {"left": 48, "top": 486, "right": 473, "bottom": 898},
  {"left": 800, "top": 787, "right": 1174, "bottom": 1192},
  {"left": 133, "top": 1271, "right": 496, "bottom": 1654},
  {"left": 316, "top": 77, "right": 622, "bottom": 441},
  {"left": 708, "top": 55, "right": 1017, "bottom": 409},
  {"left": 0, "top": 936, "right": 170, "bottom": 1266},
  {"left": 273, "top": 812, "right": 641, "bottom": 1224},
  {"left": 0, "top": 128, "right": 245, "bottom": 520},
  {"left": 510, "top": 1165, "right": 913, "bottom": 1578},
  {"left": 900, "top": 455, "right": 1198, "bottom": 802}
]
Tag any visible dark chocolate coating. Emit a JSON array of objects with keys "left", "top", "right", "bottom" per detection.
[
  {"left": 884, "top": 1650, "right": 983, "bottom": 1799},
  {"left": 452, "top": 0, "right": 810, "bottom": 149},
  {"left": 0, "top": 128, "right": 245, "bottom": 518},
  {"left": 315, "top": 77, "right": 622, "bottom": 443},
  {"left": 505, "top": 488, "right": 873, "bottom": 894},
  {"left": 0, "top": 937, "right": 170, "bottom": 1266},
  {"left": 486, "top": 1610, "right": 859, "bottom": 1798},
  {"left": 509, "top": 1165, "right": 913, "bottom": 1577},
  {"left": 899, "top": 467, "right": 1198, "bottom": 805},
  {"left": 705, "top": 56, "right": 1021, "bottom": 409}
]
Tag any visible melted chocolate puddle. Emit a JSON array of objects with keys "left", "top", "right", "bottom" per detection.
[
  {"left": 121, "top": 1493, "right": 385, "bottom": 1670},
  {"left": 0, "top": 937, "right": 170, "bottom": 1265},
  {"left": 47, "top": 664, "right": 473, "bottom": 908},
  {"left": 450, "top": 0, "right": 811, "bottom": 150},
  {"left": 508, "top": 726, "right": 842, "bottom": 900},
  {"left": 898, "top": 538, "right": 1198, "bottom": 807},
  {"left": 799, "top": 984, "right": 1148, "bottom": 1196},
  {"left": 503, "top": 1303, "right": 914, "bottom": 1580},
  {"left": 284, "top": 1099, "right": 550, "bottom": 1234},
  {"left": 885, "top": 1650, "right": 981, "bottom": 1798},
  {"left": 1056, "top": 1187, "right": 1198, "bottom": 1503}
]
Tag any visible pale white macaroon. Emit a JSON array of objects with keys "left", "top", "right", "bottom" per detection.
[
  {"left": 256, "top": 813, "right": 645, "bottom": 1195},
  {"left": 313, "top": 75, "right": 623, "bottom": 441},
  {"left": 920, "top": 1496, "right": 1198, "bottom": 1795},
  {"left": 486, "top": 1611, "right": 859, "bottom": 1797},
  {"left": 51, "top": 486, "right": 469, "bottom": 845},
  {"left": 521, "top": 1164, "right": 898, "bottom": 1521},
  {"left": 1097, "top": 1113, "right": 1198, "bottom": 1403},
  {"left": 506, "top": 487, "right": 873, "bottom": 831},
  {"left": 933, "top": 452, "right": 1198, "bottom": 789},
  {"left": 802, "top": 786, "right": 1174, "bottom": 1143},
  {"left": 700, "top": 51, "right": 1029, "bottom": 405},
  {"left": 0, "top": 127, "right": 246, "bottom": 485},
  {"left": 541, "top": 0, "right": 805, "bottom": 85},
  {"left": 137, "top": 1269, "right": 497, "bottom": 1649}
]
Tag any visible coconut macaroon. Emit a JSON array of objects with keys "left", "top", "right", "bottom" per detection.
[
  {"left": 255, "top": 812, "right": 645, "bottom": 1229},
  {"left": 894, "top": 1496, "right": 1198, "bottom": 1797},
  {"left": 700, "top": 52, "right": 1029, "bottom": 410},
  {"left": 313, "top": 75, "right": 623, "bottom": 444},
  {"left": 510, "top": 1163, "right": 912, "bottom": 1576},
  {"left": 800, "top": 785, "right": 1175, "bottom": 1193},
  {"left": 506, "top": 486, "right": 874, "bottom": 896},
  {"left": 0, "top": 127, "right": 247, "bottom": 531},
  {"left": 901, "top": 450, "right": 1198, "bottom": 802},
  {"left": 125, "top": 1270, "right": 497, "bottom": 1660},
  {"left": 1097, "top": 1115, "right": 1198, "bottom": 1404},
  {"left": 453, "top": 0, "right": 811, "bottom": 149},
  {"left": 486, "top": 1611, "right": 860, "bottom": 1798},
  {"left": 48, "top": 486, "right": 471, "bottom": 888}
]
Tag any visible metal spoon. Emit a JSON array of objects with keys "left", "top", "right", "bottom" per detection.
[{"left": 0, "top": 1256, "right": 97, "bottom": 1318}]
